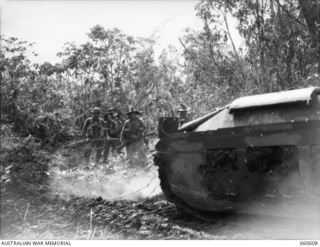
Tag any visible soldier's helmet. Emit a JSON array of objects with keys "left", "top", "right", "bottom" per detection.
[
  {"left": 177, "top": 103, "right": 190, "bottom": 112},
  {"left": 92, "top": 107, "right": 101, "bottom": 114},
  {"left": 104, "top": 112, "right": 113, "bottom": 121},
  {"left": 127, "top": 107, "right": 142, "bottom": 116}
]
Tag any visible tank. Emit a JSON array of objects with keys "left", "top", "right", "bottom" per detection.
[{"left": 154, "top": 87, "right": 320, "bottom": 220}]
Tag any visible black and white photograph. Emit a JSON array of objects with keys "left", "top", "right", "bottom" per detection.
[{"left": 1, "top": 0, "right": 320, "bottom": 242}]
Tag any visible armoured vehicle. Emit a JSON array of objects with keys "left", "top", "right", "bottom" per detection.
[{"left": 154, "top": 87, "right": 320, "bottom": 220}]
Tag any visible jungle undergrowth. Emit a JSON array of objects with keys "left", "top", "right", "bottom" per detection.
[{"left": 1, "top": 136, "right": 167, "bottom": 239}]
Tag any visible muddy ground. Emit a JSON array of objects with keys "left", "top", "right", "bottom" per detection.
[{"left": 1, "top": 137, "right": 319, "bottom": 240}]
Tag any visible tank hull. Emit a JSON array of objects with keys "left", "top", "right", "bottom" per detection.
[{"left": 155, "top": 120, "right": 320, "bottom": 220}]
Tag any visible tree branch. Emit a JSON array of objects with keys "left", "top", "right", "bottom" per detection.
[
  {"left": 135, "top": 83, "right": 156, "bottom": 108},
  {"left": 274, "top": 0, "right": 308, "bottom": 28},
  {"left": 221, "top": 10, "right": 246, "bottom": 84},
  {"left": 179, "top": 37, "right": 216, "bottom": 83},
  {"left": 178, "top": 38, "right": 203, "bottom": 70}
]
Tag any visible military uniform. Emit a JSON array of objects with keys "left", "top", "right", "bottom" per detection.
[
  {"left": 82, "top": 108, "right": 105, "bottom": 163},
  {"left": 120, "top": 111, "right": 147, "bottom": 166},
  {"left": 113, "top": 114, "right": 124, "bottom": 138},
  {"left": 177, "top": 103, "right": 191, "bottom": 126},
  {"left": 103, "top": 113, "right": 121, "bottom": 162},
  {"left": 179, "top": 113, "right": 190, "bottom": 126}
]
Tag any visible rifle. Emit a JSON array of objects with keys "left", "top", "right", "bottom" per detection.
[
  {"left": 116, "top": 132, "right": 155, "bottom": 151},
  {"left": 66, "top": 137, "right": 119, "bottom": 148}
]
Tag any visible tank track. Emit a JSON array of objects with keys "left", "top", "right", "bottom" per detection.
[
  {"left": 154, "top": 153, "right": 229, "bottom": 222},
  {"left": 153, "top": 152, "right": 320, "bottom": 222}
]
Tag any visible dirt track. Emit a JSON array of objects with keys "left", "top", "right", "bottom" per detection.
[
  {"left": 1, "top": 139, "right": 319, "bottom": 240},
  {"left": 2, "top": 188, "right": 319, "bottom": 240}
]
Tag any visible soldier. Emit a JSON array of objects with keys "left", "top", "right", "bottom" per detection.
[
  {"left": 82, "top": 107, "right": 105, "bottom": 164},
  {"left": 120, "top": 109, "right": 147, "bottom": 166},
  {"left": 177, "top": 103, "right": 191, "bottom": 126},
  {"left": 113, "top": 112, "right": 124, "bottom": 137},
  {"left": 103, "top": 112, "right": 121, "bottom": 163}
]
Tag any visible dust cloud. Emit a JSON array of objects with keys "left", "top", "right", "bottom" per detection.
[
  {"left": 47, "top": 146, "right": 320, "bottom": 239},
  {"left": 207, "top": 198, "right": 320, "bottom": 239},
  {"left": 49, "top": 153, "right": 162, "bottom": 201},
  {"left": 220, "top": 211, "right": 320, "bottom": 239}
]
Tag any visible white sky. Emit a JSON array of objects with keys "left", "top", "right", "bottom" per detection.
[{"left": 1, "top": 0, "right": 205, "bottom": 64}]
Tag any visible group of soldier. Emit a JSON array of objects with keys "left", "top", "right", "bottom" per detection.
[
  {"left": 81, "top": 104, "right": 190, "bottom": 167},
  {"left": 81, "top": 107, "right": 149, "bottom": 167}
]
